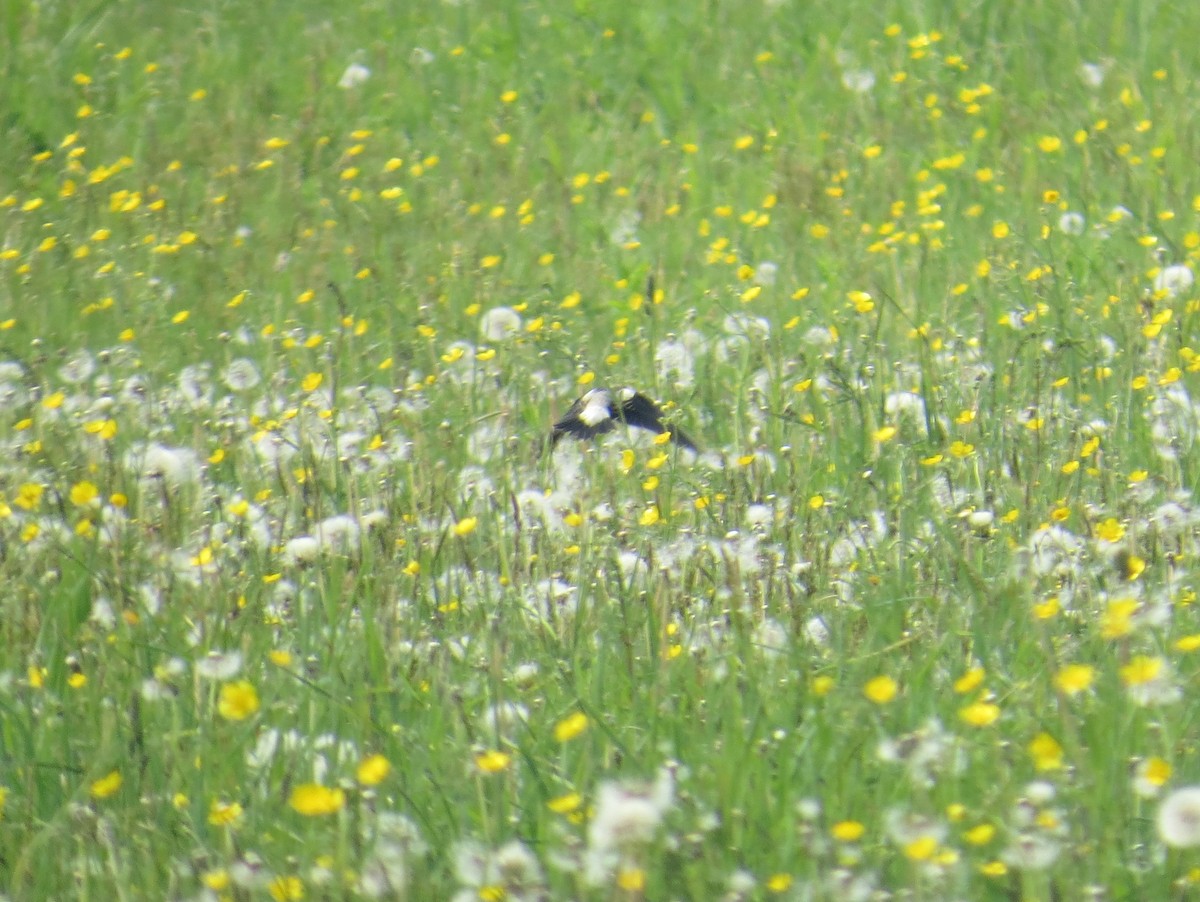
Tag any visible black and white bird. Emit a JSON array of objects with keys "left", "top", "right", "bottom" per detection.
[{"left": 549, "top": 388, "right": 696, "bottom": 452}]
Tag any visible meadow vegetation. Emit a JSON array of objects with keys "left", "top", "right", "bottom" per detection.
[{"left": 3, "top": 0, "right": 1200, "bottom": 898}]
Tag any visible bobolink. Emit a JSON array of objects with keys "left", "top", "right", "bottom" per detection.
[{"left": 549, "top": 388, "right": 696, "bottom": 451}]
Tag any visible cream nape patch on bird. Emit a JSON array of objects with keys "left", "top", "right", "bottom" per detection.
[{"left": 577, "top": 390, "right": 613, "bottom": 427}]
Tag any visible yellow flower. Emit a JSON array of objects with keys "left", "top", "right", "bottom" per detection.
[
  {"left": 268, "top": 875, "right": 304, "bottom": 901},
  {"left": 451, "top": 516, "right": 478, "bottom": 537},
  {"left": 873, "top": 425, "right": 897, "bottom": 442},
  {"left": 267, "top": 651, "right": 293, "bottom": 671},
  {"left": 217, "top": 680, "right": 260, "bottom": 721},
  {"left": 203, "top": 870, "right": 230, "bottom": 891},
  {"left": 905, "top": 836, "right": 938, "bottom": 860},
  {"left": 831, "top": 820, "right": 865, "bottom": 842},
  {"left": 959, "top": 701, "right": 1001, "bottom": 727},
  {"left": 1101, "top": 597, "right": 1139, "bottom": 638},
  {"left": 1120, "top": 655, "right": 1163, "bottom": 686},
  {"left": 1095, "top": 517, "right": 1126, "bottom": 543},
  {"left": 1140, "top": 756, "right": 1171, "bottom": 788},
  {"left": 474, "top": 750, "right": 511, "bottom": 773},
  {"left": 548, "top": 792, "right": 582, "bottom": 814},
  {"left": 811, "top": 675, "right": 835, "bottom": 696},
  {"left": 553, "top": 711, "right": 589, "bottom": 743},
  {"left": 953, "top": 667, "right": 985, "bottom": 694},
  {"left": 848, "top": 290, "right": 874, "bottom": 313},
  {"left": 301, "top": 372, "right": 323, "bottom": 392},
  {"left": 766, "top": 873, "right": 793, "bottom": 892},
  {"left": 638, "top": 507, "right": 660, "bottom": 526},
  {"left": 1029, "top": 733, "right": 1064, "bottom": 771},
  {"left": 14, "top": 483, "right": 44, "bottom": 510},
  {"left": 356, "top": 754, "right": 391, "bottom": 786},
  {"left": 964, "top": 823, "right": 995, "bottom": 845},
  {"left": 90, "top": 770, "right": 122, "bottom": 799},
  {"left": 1055, "top": 664, "right": 1094, "bottom": 695},
  {"left": 208, "top": 800, "right": 244, "bottom": 826},
  {"left": 863, "top": 675, "right": 899, "bottom": 704},
  {"left": 69, "top": 481, "right": 99, "bottom": 506},
  {"left": 617, "top": 868, "right": 646, "bottom": 891},
  {"left": 84, "top": 419, "right": 118, "bottom": 439},
  {"left": 289, "top": 783, "right": 346, "bottom": 816},
  {"left": 1174, "top": 634, "right": 1200, "bottom": 652}
]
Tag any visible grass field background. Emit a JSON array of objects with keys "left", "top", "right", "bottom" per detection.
[{"left": 3, "top": 0, "right": 1200, "bottom": 898}]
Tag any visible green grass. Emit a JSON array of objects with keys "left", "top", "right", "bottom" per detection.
[{"left": 3, "top": 0, "right": 1200, "bottom": 898}]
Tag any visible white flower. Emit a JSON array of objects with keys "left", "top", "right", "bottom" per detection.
[
  {"left": 360, "top": 813, "right": 425, "bottom": 897},
  {"left": 1058, "top": 212, "right": 1086, "bottom": 235},
  {"left": 803, "top": 615, "right": 830, "bottom": 646},
  {"left": 753, "top": 261, "right": 779, "bottom": 285},
  {"left": 723, "top": 312, "right": 771, "bottom": 340},
  {"left": 802, "top": 325, "right": 837, "bottom": 346},
  {"left": 617, "top": 550, "right": 646, "bottom": 579},
  {"left": 196, "top": 650, "right": 243, "bottom": 681},
  {"left": 130, "top": 443, "right": 202, "bottom": 489},
  {"left": 830, "top": 513, "right": 888, "bottom": 568},
  {"left": 59, "top": 351, "right": 96, "bottom": 384},
  {"left": 1152, "top": 500, "right": 1199, "bottom": 536},
  {"left": 751, "top": 618, "right": 789, "bottom": 659},
  {"left": 1154, "top": 264, "right": 1194, "bottom": 298},
  {"left": 1025, "top": 781, "right": 1057, "bottom": 805},
  {"left": 1002, "top": 833, "right": 1061, "bottom": 869},
  {"left": 338, "top": 62, "right": 371, "bottom": 89},
  {"left": 478, "top": 702, "right": 529, "bottom": 739},
  {"left": 524, "top": 579, "right": 578, "bottom": 623},
  {"left": 884, "top": 808, "right": 947, "bottom": 846},
  {"left": 609, "top": 210, "right": 641, "bottom": 246},
  {"left": 654, "top": 339, "right": 695, "bottom": 389},
  {"left": 1027, "top": 525, "right": 1083, "bottom": 576},
  {"left": 745, "top": 503, "right": 773, "bottom": 528},
  {"left": 222, "top": 358, "right": 261, "bottom": 391},
  {"left": 479, "top": 306, "right": 522, "bottom": 341},
  {"left": 140, "top": 678, "right": 172, "bottom": 701},
  {"left": 90, "top": 596, "right": 116, "bottom": 630},
  {"left": 451, "top": 840, "right": 544, "bottom": 902},
  {"left": 584, "top": 769, "right": 675, "bottom": 885},
  {"left": 314, "top": 514, "right": 361, "bottom": 554},
  {"left": 410, "top": 47, "right": 435, "bottom": 65},
  {"left": 965, "top": 509, "right": 995, "bottom": 533},
  {"left": 1079, "top": 61, "right": 1109, "bottom": 88},
  {"left": 283, "top": 535, "right": 321, "bottom": 564},
  {"left": 511, "top": 662, "right": 539, "bottom": 687},
  {"left": 841, "top": 69, "right": 876, "bottom": 93}
]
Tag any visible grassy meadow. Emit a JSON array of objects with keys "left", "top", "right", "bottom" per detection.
[{"left": 5, "top": 0, "right": 1200, "bottom": 898}]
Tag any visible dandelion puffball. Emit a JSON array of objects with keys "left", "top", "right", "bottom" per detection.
[{"left": 1157, "top": 787, "right": 1200, "bottom": 847}]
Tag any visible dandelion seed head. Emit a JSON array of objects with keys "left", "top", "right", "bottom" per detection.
[
  {"left": 841, "top": 68, "right": 876, "bottom": 93},
  {"left": 1058, "top": 212, "right": 1086, "bottom": 235},
  {"left": 1154, "top": 264, "right": 1194, "bottom": 298},
  {"left": 222, "top": 358, "right": 261, "bottom": 391},
  {"left": 479, "top": 306, "right": 522, "bottom": 341},
  {"left": 338, "top": 61, "right": 371, "bottom": 89}
]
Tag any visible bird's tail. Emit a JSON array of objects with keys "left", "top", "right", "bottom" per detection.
[{"left": 667, "top": 425, "right": 697, "bottom": 451}]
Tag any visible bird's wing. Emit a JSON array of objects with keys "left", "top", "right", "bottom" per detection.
[
  {"left": 617, "top": 392, "right": 669, "bottom": 433},
  {"left": 552, "top": 395, "right": 616, "bottom": 442},
  {"left": 619, "top": 392, "right": 698, "bottom": 450}
]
